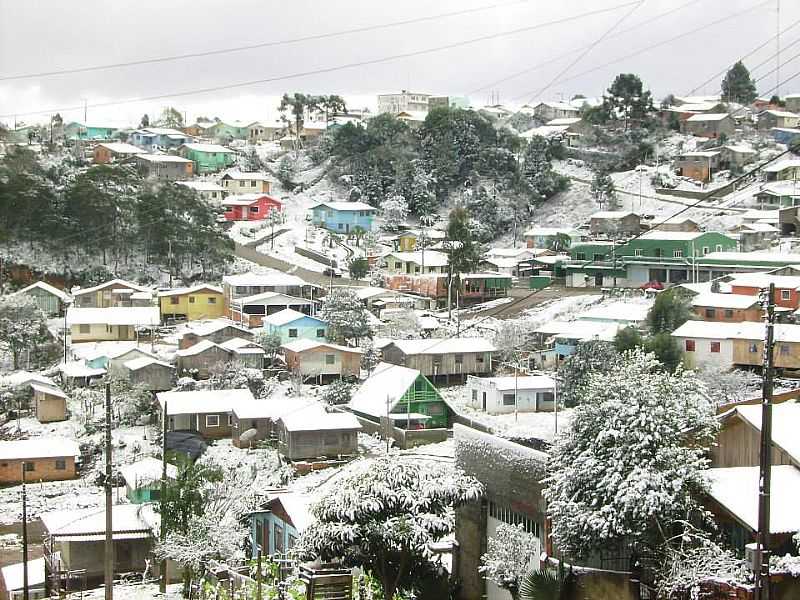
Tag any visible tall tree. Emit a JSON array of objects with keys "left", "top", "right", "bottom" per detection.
[
  {"left": 279, "top": 93, "right": 320, "bottom": 154},
  {"left": 317, "top": 94, "right": 347, "bottom": 127},
  {"left": 319, "top": 287, "right": 372, "bottom": 344},
  {"left": 140, "top": 114, "right": 150, "bottom": 128},
  {"left": 158, "top": 107, "right": 184, "bottom": 128},
  {"left": 0, "top": 295, "right": 51, "bottom": 369},
  {"left": 558, "top": 340, "right": 621, "bottom": 407},
  {"left": 601, "top": 73, "right": 654, "bottom": 129},
  {"left": 590, "top": 168, "right": 618, "bottom": 210},
  {"left": 522, "top": 135, "right": 568, "bottom": 203},
  {"left": 647, "top": 288, "right": 690, "bottom": 334},
  {"left": 299, "top": 457, "right": 483, "bottom": 600},
  {"left": 721, "top": 61, "right": 757, "bottom": 104}
]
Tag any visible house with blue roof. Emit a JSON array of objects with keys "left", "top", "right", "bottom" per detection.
[
  {"left": 129, "top": 127, "right": 191, "bottom": 151},
  {"left": 262, "top": 308, "right": 328, "bottom": 344},
  {"left": 310, "top": 201, "right": 376, "bottom": 233}
]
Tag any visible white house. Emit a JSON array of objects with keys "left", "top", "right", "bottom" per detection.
[
  {"left": 466, "top": 375, "right": 556, "bottom": 415},
  {"left": 66, "top": 307, "right": 160, "bottom": 342},
  {"left": 1, "top": 557, "right": 47, "bottom": 600},
  {"left": 670, "top": 320, "right": 740, "bottom": 370}
]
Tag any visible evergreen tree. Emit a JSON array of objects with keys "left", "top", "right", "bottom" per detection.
[
  {"left": 601, "top": 73, "right": 654, "bottom": 129},
  {"left": 320, "top": 287, "right": 372, "bottom": 343},
  {"left": 645, "top": 332, "right": 684, "bottom": 373},
  {"left": 348, "top": 257, "right": 369, "bottom": 279},
  {"left": 590, "top": 168, "right": 618, "bottom": 210},
  {"left": 614, "top": 326, "right": 644, "bottom": 353},
  {"left": 279, "top": 92, "right": 321, "bottom": 154},
  {"left": 446, "top": 207, "right": 481, "bottom": 274},
  {"left": 0, "top": 295, "right": 51, "bottom": 370},
  {"left": 276, "top": 155, "right": 296, "bottom": 189},
  {"left": 140, "top": 114, "right": 150, "bottom": 128},
  {"left": 648, "top": 288, "right": 690, "bottom": 334},
  {"left": 381, "top": 194, "right": 409, "bottom": 231},
  {"left": 522, "top": 135, "right": 569, "bottom": 202},
  {"left": 158, "top": 106, "right": 184, "bottom": 128},
  {"left": 721, "top": 61, "right": 757, "bottom": 104}
]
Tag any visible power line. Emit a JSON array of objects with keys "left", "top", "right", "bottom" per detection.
[
  {"left": 754, "top": 46, "right": 800, "bottom": 85},
  {"left": 0, "top": 1, "right": 642, "bottom": 120},
  {"left": 469, "top": 0, "right": 702, "bottom": 96},
  {"left": 0, "top": 0, "right": 533, "bottom": 82}
]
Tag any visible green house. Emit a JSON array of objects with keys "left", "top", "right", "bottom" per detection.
[
  {"left": 120, "top": 457, "right": 177, "bottom": 503},
  {"left": 207, "top": 121, "right": 251, "bottom": 141},
  {"left": 63, "top": 122, "right": 119, "bottom": 140},
  {"left": 178, "top": 143, "right": 236, "bottom": 173},
  {"left": 348, "top": 362, "right": 449, "bottom": 429}
]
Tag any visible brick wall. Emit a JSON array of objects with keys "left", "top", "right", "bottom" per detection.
[{"left": 0, "top": 456, "right": 76, "bottom": 484}]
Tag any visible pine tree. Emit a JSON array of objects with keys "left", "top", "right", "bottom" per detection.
[
  {"left": 381, "top": 194, "right": 409, "bottom": 231},
  {"left": 721, "top": 61, "right": 757, "bottom": 104},
  {"left": 320, "top": 287, "right": 372, "bottom": 343},
  {"left": 522, "top": 135, "right": 568, "bottom": 202},
  {"left": 590, "top": 168, "right": 618, "bottom": 210},
  {"left": 601, "top": 73, "right": 654, "bottom": 128}
]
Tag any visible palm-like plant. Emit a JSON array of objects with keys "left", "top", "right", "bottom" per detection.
[{"left": 519, "top": 566, "right": 578, "bottom": 600}]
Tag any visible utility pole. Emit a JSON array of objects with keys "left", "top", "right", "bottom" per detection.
[
  {"left": 104, "top": 383, "right": 114, "bottom": 600},
  {"left": 159, "top": 401, "right": 168, "bottom": 593},
  {"left": 754, "top": 283, "right": 776, "bottom": 600},
  {"left": 22, "top": 465, "right": 29, "bottom": 600},
  {"left": 777, "top": 0, "right": 781, "bottom": 98}
]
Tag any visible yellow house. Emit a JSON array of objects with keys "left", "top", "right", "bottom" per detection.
[{"left": 158, "top": 284, "right": 225, "bottom": 322}]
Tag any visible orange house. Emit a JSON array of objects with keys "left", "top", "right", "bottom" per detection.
[
  {"left": 690, "top": 292, "right": 762, "bottom": 322},
  {"left": 729, "top": 273, "right": 800, "bottom": 310}
]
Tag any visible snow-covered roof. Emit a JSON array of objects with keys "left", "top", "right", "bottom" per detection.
[
  {"left": 180, "top": 143, "right": 234, "bottom": 153},
  {"left": 742, "top": 209, "right": 780, "bottom": 222},
  {"left": 221, "top": 171, "right": 271, "bottom": 181},
  {"left": 546, "top": 117, "right": 582, "bottom": 126},
  {"left": 535, "top": 101, "right": 580, "bottom": 111},
  {"left": 521, "top": 125, "right": 570, "bottom": 139},
  {"left": 72, "top": 278, "right": 149, "bottom": 297},
  {"left": 175, "top": 180, "right": 226, "bottom": 192},
  {"left": 0, "top": 371, "right": 55, "bottom": 388},
  {"left": 0, "top": 438, "right": 80, "bottom": 460},
  {"left": 672, "top": 320, "right": 800, "bottom": 343},
  {"left": 14, "top": 281, "right": 70, "bottom": 302},
  {"left": 386, "top": 250, "right": 449, "bottom": 267},
  {"left": 736, "top": 222, "right": 779, "bottom": 233},
  {"left": 1, "top": 557, "right": 46, "bottom": 591},
  {"left": 590, "top": 211, "right": 638, "bottom": 219},
  {"left": 219, "top": 337, "right": 265, "bottom": 354},
  {"left": 707, "top": 466, "right": 800, "bottom": 534},
  {"left": 236, "top": 291, "right": 315, "bottom": 306},
  {"left": 175, "top": 339, "right": 226, "bottom": 357},
  {"left": 120, "top": 457, "right": 177, "bottom": 488},
  {"left": 474, "top": 375, "right": 555, "bottom": 392},
  {"left": 67, "top": 307, "right": 160, "bottom": 326},
  {"left": 137, "top": 154, "right": 193, "bottom": 164},
  {"left": 58, "top": 361, "right": 106, "bottom": 378},
  {"left": 484, "top": 247, "right": 542, "bottom": 259},
  {"left": 690, "top": 292, "right": 759, "bottom": 309},
  {"left": 640, "top": 230, "right": 709, "bottom": 241},
  {"left": 764, "top": 159, "right": 800, "bottom": 173},
  {"left": 762, "top": 109, "right": 800, "bottom": 118},
  {"left": 578, "top": 301, "right": 650, "bottom": 323},
  {"left": 533, "top": 320, "right": 621, "bottom": 341},
  {"left": 310, "top": 201, "right": 376, "bottom": 212},
  {"left": 29, "top": 381, "right": 67, "bottom": 398},
  {"left": 221, "top": 193, "right": 280, "bottom": 206},
  {"left": 137, "top": 127, "right": 186, "bottom": 136},
  {"left": 349, "top": 362, "right": 422, "bottom": 417},
  {"left": 729, "top": 272, "right": 800, "bottom": 290},
  {"left": 41, "top": 504, "right": 155, "bottom": 541},
  {"left": 281, "top": 339, "right": 361, "bottom": 354},
  {"left": 280, "top": 406, "right": 361, "bottom": 432},
  {"left": 184, "top": 318, "right": 250, "bottom": 337},
  {"left": 124, "top": 356, "right": 174, "bottom": 371},
  {"left": 265, "top": 491, "right": 314, "bottom": 531},
  {"left": 686, "top": 113, "right": 730, "bottom": 122},
  {"left": 388, "top": 338, "right": 496, "bottom": 355},
  {"left": 157, "top": 284, "right": 223, "bottom": 297},
  {"left": 223, "top": 271, "right": 310, "bottom": 288},
  {"left": 96, "top": 142, "right": 145, "bottom": 154},
  {"left": 757, "top": 180, "right": 800, "bottom": 197},
  {"left": 263, "top": 308, "right": 324, "bottom": 327},
  {"left": 157, "top": 389, "right": 254, "bottom": 415},
  {"left": 667, "top": 101, "right": 721, "bottom": 112},
  {"left": 523, "top": 227, "right": 577, "bottom": 237},
  {"left": 731, "top": 402, "right": 800, "bottom": 464}
]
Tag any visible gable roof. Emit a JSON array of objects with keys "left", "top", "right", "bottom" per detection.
[
  {"left": 72, "top": 278, "right": 149, "bottom": 297},
  {"left": 96, "top": 142, "right": 145, "bottom": 155},
  {"left": 280, "top": 405, "right": 361, "bottom": 432},
  {"left": 180, "top": 143, "right": 235, "bottom": 153},
  {"left": 221, "top": 171, "right": 271, "bottom": 181},
  {"left": 67, "top": 307, "right": 160, "bottom": 326},
  {"left": 175, "top": 339, "right": 228, "bottom": 357},
  {"left": 14, "top": 281, "right": 70, "bottom": 302},
  {"left": 124, "top": 356, "right": 174, "bottom": 371},
  {"left": 349, "top": 362, "right": 424, "bottom": 417},
  {"left": 175, "top": 181, "right": 226, "bottom": 192},
  {"left": 671, "top": 320, "right": 800, "bottom": 343},
  {"left": 690, "top": 292, "right": 759, "bottom": 309},
  {"left": 385, "top": 250, "right": 449, "bottom": 268},
  {"left": 310, "top": 201, "right": 376, "bottom": 212},
  {"left": 474, "top": 375, "right": 556, "bottom": 392},
  {"left": 236, "top": 291, "right": 314, "bottom": 306},
  {"left": 729, "top": 272, "right": 800, "bottom": 290},
  {"left": 264, "top": 491, "right": 314, "bottom": 531},
  {"left": 223, "top": 271, "right": 310, "bottom": 288},
  {"left": 686, "top": 113, "right": 731, "bottom": 122},
  {"left": 157, "top": 389, "right": 255, "bottom": 415},
  {"left": 730, "top": 402, "right": 800, "bottom": 464},
  {"left": 263, "top": 308, "right": 326, "bottom": 327},
  {"left": 184, "top": 319, "right": 251, "bottom": 337},
  {"left": 158, "top": 284, "right": 223, "bottom": 297},
  {"left": 281, "top": 339, "right": 361, "bottom": 354},
  {"left": 387, "top": 337, "right": 496, "bottom": 355},
  {"left": 41, "top": 504, "right": 154, "bottom": 541},
  {"left": 221, "top": 193, "right": 281, "bottom": 207},
  {"left": 137, "top": 154, "right": 193, "bottom": 164},
  {"left": 0, "top": 438, "right": 80, "bottom": 460},
  {"left": 119, "top": 457, "right": 178, "bottom": 488},
  {"left": 219, "top": 337, "right": 265, "bottom": 354}
]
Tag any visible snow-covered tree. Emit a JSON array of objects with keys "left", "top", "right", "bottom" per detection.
[
  {"left": 276, "top": 155, "right": 296, "bottom": 188},
  {"left": 480, "top": 523, "right": 539, "bottom": 600},
  {"left": 381, "top": 194, "right": 409, "bottom": 231},
  {"left": 321, "top": 379, "right": 353, "bottom": 405},
  {"left": 545, "top": 349, "right": 717, "bottom": 559},
  {"left": 493, "top": 321, "right": 531, "bottom": 364},
  {"left": 256, "top": 330, "right": 283, "bottom": 364},
  {"left": 590, "top": 168, "right": 618, "bottom": 210},
  {"left": 207, "top": 362, "right": 274, "bottom": 399},
  {"left": 108, "top": 377, "right": 154, "bottom": 426},
  {"left": 522, "top": 136, "right": 569, "bottom": 202},
  {"left": 558, "top": 340, "right": 620, "bottom": 407},
  {"left": 360, "top": 341, "right": 380, "bottom": 375},
  {"left": 320, "top": 287, "right": 372, "bottom": 344},
  {"left": 648, "top": 288, "right": 690, "bottom": 334},
  {"left": 381, "top": 308, "right": 421, "bottom": 339},
  {"left": 298, "top": 457, "right": 483, "bottom": 600},
  {"left": 696, "top": 366, "right": 761, "bottom": 407},
  {"left": 0, "top": 294, "right": 51, "bottom": 369}
]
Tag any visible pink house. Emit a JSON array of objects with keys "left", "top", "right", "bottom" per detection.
[{"left": 221, "top": 193, "right": 282, "bottom": 221}]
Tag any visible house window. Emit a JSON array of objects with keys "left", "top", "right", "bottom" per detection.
[
  {"left": 781, "top": 290, "right": 791, "bottom": 301},
  {"left": 716, "top": 245, "right": 723, "bottom": 252},
  {"left": 674, "top": 249, "right": 684, "bottom": 258},
  {"left": 54, "top": 459, "right": 66, "bottom": 470},
  {"left": 780, "top": 344, "right": 790, "bottom": 355},
  {"left": 288, "top": 534, "right": 297, "bottom": 549},
  {"left": 338, "top": 223, "right": 343, "bottom": 230},
  {"left": 250, "top": 206, "right": 259, "bottom": 213},
  {"left": 634, "top": 249, "right": 643, "bottom": 257},
  {"left": 23, "top": 462, "right": 34, "bottom": 472},
  {"left": 427, "top": 404, "right": 444, "bottom": 416},
  {"left": 325, "top": 354, "right": 335, "bottom": 365},
  {"left": 316, "top": 329, "right": 325, "bottom": 338},
  {"left": 288, "top": 328, "right": 298, "bottom": 338},
  {"left": 150, "top": 489, "right": 161, "bottom": 501},
  {"left": 724, "top": 309, "right": 734, "bottom": 318},
  {"left": 170, "top": 297, "right": 180, "bottom": 305},
  {"left": 454, "top": 354, "right": 463, "bottom": 364},
  {"left": 502, "top": 393, "right": 516, "bottom": 406},
  {"left": 235, "top": 286, "right": 247, "bottom": 294},
  {"left": 251, "top": 181, "right": 256, "bottom": 187},
  {"left": 206, "top": 415, "right": 220, "bottom": 427},
  {"left": 274, "top": 524, "right": 284, "bottom": 553},
  {"left": 702, "top": 246, "right": 710, "bottom": 255},
  {"left": 710, "top": 341, "right": 721, "bottom": 353},
  {"left": 471, "top": 389, "right": 477, "bottom": 401},
  {"left": 79, "top": 324, "right": 90, "bottom": 334},
  {"left": 593, "top": 254, "right": 604, "bottom": 261},
  {"left": 189, "top": 296, "right": 196, "bottom": 303},
  {"left": 228, "top": 414, "right": 233, "bottom": 425},
  {"left": 705, "top": 308, "right": 716, "bottom": 318},
  {"left": 749, "top": 343, "right": 758, "bottom": 353},
  {"left": 323, "top": 432, "right": 338, "bottom": 445},
  {"left": 576, "top": 252, "right": 586, "bottom": 260},
  {"left": 208, "top": 297, "right": 217, "bottom": 304},
  {"left": 685, "top": 340, "right": 695, "bottom": 352},
  {"left": 654, "top": 248, "right": 663, "bottom": 258}
]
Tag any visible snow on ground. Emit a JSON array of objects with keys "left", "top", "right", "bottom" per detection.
[{"left": 82, "top": 583, "right": 184, "bottom": 600}]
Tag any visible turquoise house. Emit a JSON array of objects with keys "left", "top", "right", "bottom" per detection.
[
  {"left": 178, "top": 143, "right": 236, "bottom": 173},
  {"left": 120, "top": 457, "right": 177, "bottom": 503},
  {"left": 64, "top": 122, "right": 119, "bottom": 140},
  {"left": 249, "top": 493, "right": 311, "bottom": 557},
  {"left": 262, "top": 309, "right": 328, "bottom": 343},
  {"left": 310, "top": 201, "right": 376, "bottom": 233}
]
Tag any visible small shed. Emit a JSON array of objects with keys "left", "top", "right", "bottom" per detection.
[
  {"left": 588, "top": 211, "right": 641, "bottom": 237},
  {"left": 13, "top": 281, "right": 70, "bottom": 317},
  {"left": 119, "top": 457, "right": 178, "bottom": 503},
  {"left": 157, "top": 388, "right": 255, "bottom": 440},
  {"left": 277, "top": 405, "right": 361, "bottom": 460},
  {"left": 249, "top": 492, "right": 313, "bottom": 557},
  {"left": 30, "top": 381, "right": 68, "bottom": 423},
  {"left": 465, "top": 375, "right": 556, "bottom": 415},
  {"left": 219, "top": 337, "right": 265, "bottom": 369},
  {"left": 123, "top": 357, "right": 176, "bottom": 391},
  {"left": 0, "top": 557, "right": 47, "bottom": 600}
]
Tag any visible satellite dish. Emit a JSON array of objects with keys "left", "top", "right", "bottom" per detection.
[{"left": 239, "top": 428, "right": 259, "bottom": 445}]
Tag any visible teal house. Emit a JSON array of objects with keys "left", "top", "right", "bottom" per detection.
[
  {"left": 207, "top": 121, "right": 251, "bottom": 141},
  {"left": 178, "top": 143, "right": 236, "bottom": 173},
  {"left": 64, "top": 122, "right": 119, "bottom": 140},
  {"left": 13, "top": 281, "right": 69, "bottom": 317},
  {"left": 249, "top": 492, "right": 311, "bottom": 557},
  {"left": 120, "top": 457, "right": 177, "bottom": 503},
  {"left": 262, "top": 309, "right": 328, "bottom": 344},
  {"left": 310, "top": 201, "right": 377, "bottom": 233}
]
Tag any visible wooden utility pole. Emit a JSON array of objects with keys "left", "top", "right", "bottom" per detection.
[
  {"left": 104, "top": 383, "right": 114, "bottom": 600},
  {"left": 22, "top": 465, "right": 29, "bottom": 600},
  {"left": 755, "top": 283, "right": 776, "bottom": 600},
  {"left": 160, "top": 401, "right": 168, "bottom": 593}
]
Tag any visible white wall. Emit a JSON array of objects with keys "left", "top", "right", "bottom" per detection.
[
  {"left": 675, "top": 336, "right": 733, "bottom": 370},
  {"left": 466, "top": 378, "right": 555, "bottom": 415}
]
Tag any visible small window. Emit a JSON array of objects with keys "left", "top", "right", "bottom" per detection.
[
  {"left": 228, "top": 414, "right": 233, "bottom": 425},
  {"left": 208, "top": 297, "right": 217, "bottom": 304},
  {"left": 250, "top": 180, "right": 256, "bottom": 187},
  {"left": 780, "top": 344, "right": 790, "bottom": 356},
  {"left": 634, "top": 248, "right": 643, "bottom": 257},
  {"left": 593, "top": 254, "right": 604, "bottom": 261},
  {"left": 576, "top": 252, "right": 586, "bottom": 260},
  {"left": 702, "top": 246, "right": 710, "bottom": 255},
  {"left": 705, "top": 308, "right": 716, "bottom": 318},
  {"left": 685, "top": 340, "right": 695, "bottom": 352},
  {"left": 274, "top": 524, "right": 284, "bottom": 552},
  {"left": 79, "top": 324, "right": 90, "bottom": 334},
  {"left": 206, "top": 415, "right": 220, "bottom": 427},
  {"left": 716, "top": 245, "right": 723, "bottom": 252},
  {"left": 673, "top": 249, "right": 684, "bottom": 258},
  {"left": 55, "top": 459, "right": 66, "bottom": 470},
  {"left": 250, "top": 206, "right": 259, "bottom": 213},
  {"left": 502, "top": 393, "right": 516, "bottom": 406},
  {"left": 724, "top": 309, "right": 734, "bottom": 318},
  {"left": 471, "top": 389, "right": 477, "bottom": 401},
  {"left": 169, "top": 296, "right": 180, "bottom": 305},
  {"left": 325, "top": 354, "right": 335, "bottom": 365},
  {"left": 316, "top": 328, "right": 325, "bottom": 338},
  {"left": 454, "top": 354, "right": 464, "bottom": 364},
  {"left": 189, "top": 296, "right": 196, "bottom": 304},
  {"left": 288, "top": 534, "right": 297, "bottom": 549},
  {"left": 749, "top": 343, "right": 758, "bottom": 353},
  {"left": 427, "top": 404, "right": 444, "bottom": 415},
  {"left": 781, "top": 289, "right": 791, "bottom": 301},
  {"left": 338, "top": 223, "right": 343, "bottom": 230},
  {"left": 23, "top": 462, "right": 34, "bottom": 472},
  {"left": 288, "top": 328, "right": 298, "bottom": 338},
  {"left": 710, "top": 341, "right": 721, "bottom": 353},
  {"left": 235, "top": 286, "right": 247, "bottom": 294}
]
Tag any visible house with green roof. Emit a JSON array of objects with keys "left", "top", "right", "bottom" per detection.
[{"left": 178, "top": 143, "right": 236, "bottom": 173}]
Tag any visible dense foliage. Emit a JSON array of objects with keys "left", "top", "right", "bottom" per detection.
[{"left": 721, "top": 61, "right": 757, "bottom": 104}]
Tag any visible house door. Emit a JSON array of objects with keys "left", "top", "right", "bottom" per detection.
[
  {"left": 594, "top": 273, "right": 603, "bottom": 286},
  {"left": 345, "top": 223, "right": 350, "bottom": 233},
  {"left": 118, "top": 325, "right": 130, "bottom": 339},
  {"left": 482, "top": 392, "right": 487, "bottom": 411}
]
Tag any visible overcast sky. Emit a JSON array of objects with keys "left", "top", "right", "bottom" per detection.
[{"left": 0, "top": 0, "right": 798, "bottom": 127}]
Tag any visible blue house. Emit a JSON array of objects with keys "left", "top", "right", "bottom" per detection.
[
  {"left": 310, "top": 201, "right": 376, "bottom": 233},
  {"left": 129, "top": 127, "right": 191, "bottom": 151},
  {"left": 249, "top": 492, "right": 312, "bottom": 557},
  {"left": 64, "top": 122, "right": 119, "bottom": 140},
  {"left": 771, "top": 127, "right": 800, "bottom": 146},
  {"left": 262, "top": 309, "right": 328, "bottom": 344}
]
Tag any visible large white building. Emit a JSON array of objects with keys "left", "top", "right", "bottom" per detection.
[
  {"left": 466, "top": 375, "right": 556, "bottom": 415},
  {"left": 377, "top": 91, "right": 430, "bottom": 115}
]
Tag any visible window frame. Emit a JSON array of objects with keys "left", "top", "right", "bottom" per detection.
[
  {"left": 206, "top": 414, "right": 220, "bottom": 428},
  {"left": 710, "top": 341, "right": 721, "bottom": 353},
  {"left": 685, "top": 339, "right": 696, "bottom": 352}
]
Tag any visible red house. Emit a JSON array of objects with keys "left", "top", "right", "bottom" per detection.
[{"left": 221, "top": 193, "right": 282, "bottom": 221}]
